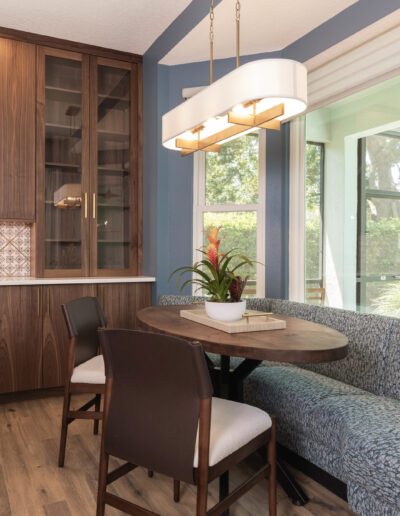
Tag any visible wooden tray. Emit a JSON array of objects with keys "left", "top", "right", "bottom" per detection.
[{"left": 180, "top": 309, "right": 286, "bottom": 334}]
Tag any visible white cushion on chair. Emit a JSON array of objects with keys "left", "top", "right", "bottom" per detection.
[
  {"left": 70, "top": 355, "right": 106, "bottom": 384},
  {"left": 193, "top": 397, "right": 272, "bottom": 467}
]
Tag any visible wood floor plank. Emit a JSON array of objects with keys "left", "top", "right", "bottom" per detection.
[
  {"left": 0, "top": 395, "right": 356, "bottom": 516},
  {"left": 0, "top": 464, "right": 12, "bottom": 516},
  {"left": 44, "top": 500, "right": 72, "bottom": 516}
]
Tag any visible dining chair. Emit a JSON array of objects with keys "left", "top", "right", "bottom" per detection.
[
  {"left": 96, "top": 329, "right": 276, "bottom": 516},
  {"left": 58, "top": 296, "right": 106, "bottom": 467}
]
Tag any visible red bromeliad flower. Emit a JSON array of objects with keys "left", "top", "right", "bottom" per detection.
[
  {"left": 206, "top": 226, "right": 221, "bottom": 270},
  {"left": 169, "top": 224, "right": 256, "bottom": 302}
]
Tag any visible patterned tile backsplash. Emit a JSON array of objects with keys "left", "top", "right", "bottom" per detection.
[{"left": 0, "top": 222, "right": 31, "bottom": 277}]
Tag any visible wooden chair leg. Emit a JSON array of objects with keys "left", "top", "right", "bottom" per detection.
[
  {"left": 196, "top": 480, "right": 208, "bottom": 516},
  {"left": 94, "top": 394, "right": 101, "bottom": 435},
  {"left": 96, "top": 448, "right": 109, "bottom": 516},
  {"left": 268, "top": 418, "right": 277, "bottom": 516},
  {"left": 58, "top": 389, "right": 71, "bottom": 468},
  {"left": 174, "top": 480, "right": 180, "bottom": 502}
]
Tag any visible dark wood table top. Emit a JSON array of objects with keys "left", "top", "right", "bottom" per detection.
[{"left": 137, "top": 305, "right": 348, "bottom": 364}]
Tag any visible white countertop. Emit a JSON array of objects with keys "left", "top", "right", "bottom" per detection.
[{"left": 0, "top": 276, "right": 156, "bottom": 286}]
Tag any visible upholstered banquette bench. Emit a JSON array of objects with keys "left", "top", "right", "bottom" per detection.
[{"left": 158, "top": 295, "right": 400, "bottom": 516}]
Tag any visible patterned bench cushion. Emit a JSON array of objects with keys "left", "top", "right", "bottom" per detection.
[
  {"left": 302, "top": 307, "right": 395, "bottom": 396},
  {"left": 158, "top": 294, "right": 207, "bottom": 305},
  {"left": 269, "top": 299, "right": 319, "bottom": 320},
  {"left": 245, "top": 297, "right": 272, "bottom": 312},
  {"left": 339, "top": 396, "right": 400, "bottom": 507},
  {"left": 244, "top": 363, "right": 400, "bottom": 509},
  {"left": 348, "top": 483, "right": 400, "bottom": 516},
  {"left": 243, "top": 364, "right": 367, "bottom": 444},
  {"left": 383, "top": 322, "right": 400, "bottom": 400}
]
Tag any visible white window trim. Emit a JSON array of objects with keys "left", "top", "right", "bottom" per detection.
[
  {"left": 289, "top": 118, "right": 306, "bottom": 302},
  {"left": 193, "top": 130, "right": 266, "bottom": 298},
  {"left": 289, "top": 20, "right": 400, "bottom": 301}
]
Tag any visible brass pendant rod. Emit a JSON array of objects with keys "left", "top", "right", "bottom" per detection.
[{"left": 236, "top": 0, "right": 240, "bottom": 68}]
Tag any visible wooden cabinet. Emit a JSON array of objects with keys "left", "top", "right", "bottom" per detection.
[
  {"left": 0, "top": 38, "right": 36, "bottom": 221},
  {"left": 0, "top": 282, "right": 152, "bottom": 393},
  {"left": 90, "top": 57, "right": 140, "bottom": 276},
  {"left": 98, "top": 283, "right": 151, "bottom": 328},
  {"left": 0, "top": 287, "right": 42, "bottom": 393},
  {"left": 42, "top": 284, "right": 96, "bottom": 388},
  {"left": 36, "top": 47, "right": 141, "bottom": 277}
]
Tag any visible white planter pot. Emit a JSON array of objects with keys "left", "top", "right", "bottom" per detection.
[{"left": 205, "top": 300, "right": 246, "bottom": 322}]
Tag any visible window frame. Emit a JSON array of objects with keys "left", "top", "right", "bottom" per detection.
[
  {"left": 289, "top": 22, "right": 400, "bottom": 304},
  {"left": 193, "top": 130, "right": 266, "bottom": 298},
  {"left": 356, "top": 133, "right": 400, "bottom": 312},
  {"left": 305, "top": 140, "right": 325, "bottom": 290}
]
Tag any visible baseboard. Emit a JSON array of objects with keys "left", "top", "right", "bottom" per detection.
[
  {"left": 278, "top": 444, "right": 348, "bottom": 502},
  {"left": 0, "top": 387, "right": 63, "bottom": 404}
]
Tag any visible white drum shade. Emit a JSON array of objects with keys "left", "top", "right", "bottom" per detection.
[{"left": 162, "top": 58, "right": 307, "bottom": 151}]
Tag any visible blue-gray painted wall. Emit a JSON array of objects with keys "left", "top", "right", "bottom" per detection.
[{"left": 143, "top": 0, "right": 400, "bottom": 301}]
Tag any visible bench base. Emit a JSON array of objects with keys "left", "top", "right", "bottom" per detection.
[{"left": 278, "top": 444, "right": 348, "bottom": 502}]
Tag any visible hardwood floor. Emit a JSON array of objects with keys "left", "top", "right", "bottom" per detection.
[{"left": 0, "top": 395, "right": 355, "bottom": 516}]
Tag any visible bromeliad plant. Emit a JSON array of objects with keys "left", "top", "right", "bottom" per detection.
[{"left": 169, "top": 226, "right": 255, "bottom": 302}]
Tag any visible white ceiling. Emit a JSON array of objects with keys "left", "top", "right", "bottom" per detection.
[
  {"left": 161, "top": 0, "right": 359, "bottom": 65},
  {"left": 0, "top": 0, "right": 191, "bottom": 54}
]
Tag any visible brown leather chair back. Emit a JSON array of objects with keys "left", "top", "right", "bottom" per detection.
[
  {"left": 98, "top": 329, "right": 213, "bottom": 483},
  {"left": 62, "top": 297, "right": 106, "bottom": 367}
]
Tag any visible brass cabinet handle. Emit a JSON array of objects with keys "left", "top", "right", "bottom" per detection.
[
  {"left": 84, "top": 192, "right": 88, "bottom": 219},
  {"left": 92, "top": 193, "right": 96, "bottom": 219}
]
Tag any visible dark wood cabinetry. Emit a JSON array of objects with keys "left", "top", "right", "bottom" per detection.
[
  {"left": 0, "top": 29, "right": 142, "bottom": 271},
  {"left": 42, "top": 284, "right": 96, "bottom": 388},
  {"left": 98, "top": 283, "right": 151, "bottom": 329},
  {"left": 0, "top": 287, "right": 42, "bottom": 393},
  {"left": 0, "top": 282, "right": 152, "bottom": 394},
  {"left": 36, "top": 48, "right": 141, "bottom": 277},
  {"left": 0, "top": 38, "right": 36, "bottom": 221},
  {"left": 36, "top": 47, "right": 90, "bottom": 276},
  {"left": 90, "top": 58, "right": 140, "bottom": 276}
]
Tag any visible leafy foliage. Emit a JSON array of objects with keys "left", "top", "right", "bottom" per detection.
[
  {"left": 170, "top": 227, "right": 255, "bottom": 302},
  {"left": 203, "top": 212, "right": 257, "bottom": 281},
  {"left": 371, "top": 282, "right": 400, "bottom": 318},
  {"left": 205, "top": 133, "right": 259, "bottom": 205},
  {"left": 305, "top": 143, "right": 323, "bottom": 282}
]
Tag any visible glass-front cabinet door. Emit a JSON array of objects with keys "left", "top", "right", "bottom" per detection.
[
  {"left": 37, "top": 47, "right": 90, "bottom": 276},
  {"left": 90, "top": 58, "right": 138, "bottom": 275},
  {"left": 36, "top": 49, "right": 139, "bottom": 277}
]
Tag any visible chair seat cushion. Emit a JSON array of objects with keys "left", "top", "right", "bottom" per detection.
[
  {"left": 193, "top": 397, "right": 271, "bottom": 467},
  {"left": 71, "top": 354, "right": 105, "bottom": 384}
]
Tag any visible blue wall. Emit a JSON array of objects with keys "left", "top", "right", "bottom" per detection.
[{"left": 143, "top": 0, "right": 400, "bottom": 301}]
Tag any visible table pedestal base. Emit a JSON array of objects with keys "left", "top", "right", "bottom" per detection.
[{"left": 207, "top": 354, "right": 309, "bottom": 513}]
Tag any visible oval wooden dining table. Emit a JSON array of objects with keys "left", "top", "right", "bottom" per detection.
[
  {"left": 137, "top": 304, "right": 348, "bottom": 364},
  {"left": 137, "top": 304, "right": 349, "bottom": 509}
]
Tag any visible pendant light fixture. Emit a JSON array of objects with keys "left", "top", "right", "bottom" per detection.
[{"left": 162, "top": 0, "right": 307, "bottom": 156}]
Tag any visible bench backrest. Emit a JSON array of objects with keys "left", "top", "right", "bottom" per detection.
[
  {"left": 268, "top": 299, "right": 398, "bottom": 399},
  {"left": 158, "top": 295, "right": 399, "bottom": 400}
]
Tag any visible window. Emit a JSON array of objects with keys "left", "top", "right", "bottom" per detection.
[
  {"left": 193, "top": 131, "right": 266, "bottom": 297},
  {"left": 305, "top": 142, "right": 324, "bottom": 301},
  {"left": 302, "top": 74, "right": 400, "bottom": 315},
  {"left": 357, "top": 131, "right": 400, "bottom": 316}
]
